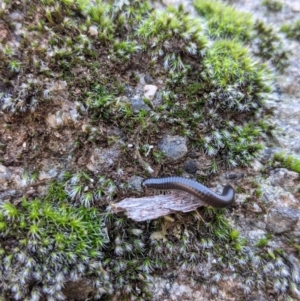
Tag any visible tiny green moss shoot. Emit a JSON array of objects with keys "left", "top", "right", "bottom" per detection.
[{"left": 274, "top": 152, "right": 300, "bottom": 173}]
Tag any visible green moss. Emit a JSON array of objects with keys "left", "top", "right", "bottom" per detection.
[
  {"left": 262, "top": 0, "right": 283, "bottom": 12},
  {"left": 138, "top": 5, "right": 207, "bottom": 53},
  {"left": 193, "top": 0, "right": 288, "bottom": 71},
  {"left": 203, "top": 39, "right": 269, "bottom": 89},
  {"left": 194, "top": 0, "right": 253, "bottom": 41},
  {"left": 281, "top": 19, "right": 300, "bottom": 41},
  {"left": 0, "top": 189, "right": 109, "bottom": 299},
  {"left": 254, "top": 21, "right": 289, "bottom": 71},
  {"left": 274, "top": 152, "right": 300, "bottom": 173},
  {"left": 256, "top": 234, "right": 271, "bottom": 247},
  {"left": 255, "top": 187, "right": 263, "bottom": 198}
]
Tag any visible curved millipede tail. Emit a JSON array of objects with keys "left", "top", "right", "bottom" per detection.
[{"left": 142, "top": 176, "right": 235, "bottom": 208}]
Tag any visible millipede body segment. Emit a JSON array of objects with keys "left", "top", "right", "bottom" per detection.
[{"left": 142, "top": 176, "right": 235, "bottom": 208}]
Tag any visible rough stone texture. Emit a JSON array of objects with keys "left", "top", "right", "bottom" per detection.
[
  {"left": 246, "top": 229, "right": 267, "bottom": 244},
  {"left": 63, "top": 280, "right": 94, "bottom": 300},
  {"left": 158, "top": 135, "right": 188, "bottom": 161},
  {"left": 246, "top": 202, "right": 263, "bottom": 213},
  {"left": 129, "top": 95, "right": 151, "bottom": 113},
  {"left": 292, "top": 139, "right": 300, "bottom": 152},
  {"left": 0, "top": 164, "right": 10, "bottom": 184},
  {"left": 128, "top": 175, "right": 144, "bottom": 192},
  {"left": 86, "top": 144, "right": 121, "bottom": 173},
  {"left": 261, "top": 184, "right": 300, "bottom": 209},
  {"left": 0, "top": 189, "right": 16, "bottom": 202},
  {"left": 152, "top": 91, "right": 163, "bottom": 107},
  {"left": 267, "top": 207, "right": 300, "bottom": 234},
  {"left": 46, "top": 104, "right": 81, "bottom": 129},
  {"left": 144, "top": 84, "right": 158, "bottom": 101},
  {"left": 183, "top": 158, "right": 198, "bottom": 174},
  {"left": 88, "top": 25, "right": 98, "bottom": 36},
  {"left": 292, "top": 218, "right": 300, "bottom": 239},
  {"left": 269, "top": 168, "right": 299, "bottom": 187},
  {"left": 0, "top": 165, "right": 24, "bottom": 189},
  {"left": 144, "top": 74, "right": 154, "bottom": 84},
  {"left": 38, "top": 168, "right": 58, "bottom": 181}
]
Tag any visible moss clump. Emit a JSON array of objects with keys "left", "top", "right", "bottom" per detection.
[
  {"left": 193, "top": 0, "right": 288, "bottom": 71},
  {"left": 262, "top": 0, "right": 283, "bottom": 12},
  {"left": 163, "top": 39, "right": 270, "bottom": 167},
  {"left": 0, "top": 184, "right": 109, "bottom": 300},
  {"left": 273, "top": 152, "right": 300, "bottom": 173},
  {"left": 137, "top": 5, "right": 207, "bottom": 56},
  {"left": 193, "top": 0, "right": 254, "bottom": 41},
  {"left": 64, "top": 171, "right": 117, "bottom": 206},
  {"left": 202, "top": 40, "right": 269, "bottom": 89},
  {"left": 281, "top": 19, "right": 300, "bottom": 41},
  {"left": 253, "top": 21, "right": 289, "bottom": 71}
]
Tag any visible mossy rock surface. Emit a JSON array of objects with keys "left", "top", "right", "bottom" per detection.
[{"left": 0, "top": 0, "right": 299, "bottom": 300}]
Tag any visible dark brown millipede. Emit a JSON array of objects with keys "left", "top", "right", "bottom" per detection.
[{"left": 142, "top": 176, "right": 235, "bottom": 208}]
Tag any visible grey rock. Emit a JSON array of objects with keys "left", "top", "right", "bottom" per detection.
[
  {"left": 269, "top": 168, "right": 299, "bottom": 187},
  {"left": 0, "top": 164, "right": 10, "bottom": 184},
  {"left": 246, "top": 229, "right": 267, "bottom": 244},
  {"left": 107, "top": 126, "right": 124, "bottom": 138},
  {"left": 10, "top": 167, "right": 25, "bottom": 189},
  {"left": 144, "top": 74, "right": 154, "bottom": 84},
  {"left": 252, "top": 160, "right": 263, "bottom": 172},
  {"left": 46, "top": 108, "right": 80, "bottom": 129},
  {"left": 292, "top": 139, "right": 300, "bottom": 152},
  {"left": 9, "top": 12, "right": 24, "bottom": 21},
  {"left": 38, "top": 168, "right": 58, "bottom": 181},
  {"left": 260, "top": 147, "right": 277, "bottom": 163},
  {"left": 128, "top": 176, "right": 144, "bottom": 192},
  {"left": 129, "top": 95, "right": 151, "bottom": 113},
  {"left": 124, "top": 84, "right": 135, "bottom": 98},
  {"left": 183, "top": 158, "right": 198, "bottom": 174},
  {"left": 292, "top": 219, "right": 300, "bottom": 239},
  {"left": 87, "top": 145, "right": 121, "bottom": 172},
  {"left": 247, "top": 202, "right": 263, "bottom": 213},
  {"left": 267, "top": 207, "right": 300, "bottom": 234},
  {"left": 144, "top": 85, "right": 158, "bottom": 101},
  {"left": 158, "top": 135, "right": 188, "bottom": 161},
  {"left": 261, "top": 186, "right": 299, "bottom": 208},
  {"left": 0, "top": 190, "right": 16, "bottom": 201}
]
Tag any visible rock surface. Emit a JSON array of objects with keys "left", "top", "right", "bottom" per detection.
[
  {"left": 1, "top": 0, "right": 300, "bottom": 300},
  {"left": 158, "top": 135, "right": 188, "bottom": 160},
  {"left": 267, "top": 207, "right": 300, "bottom": 234}
]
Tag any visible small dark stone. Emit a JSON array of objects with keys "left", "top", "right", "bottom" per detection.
[
  {"left": 187, "top": 151, "right": 198, "bottom": 159},
  {"left": 226, "top": 173, "right": 244, "bottom": 180},
  {"left": 183, "top": 158, "right": 198, "bottom": 174},
  {"left": 144, "top": 74, "right": 154, "bottom": 84}
]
